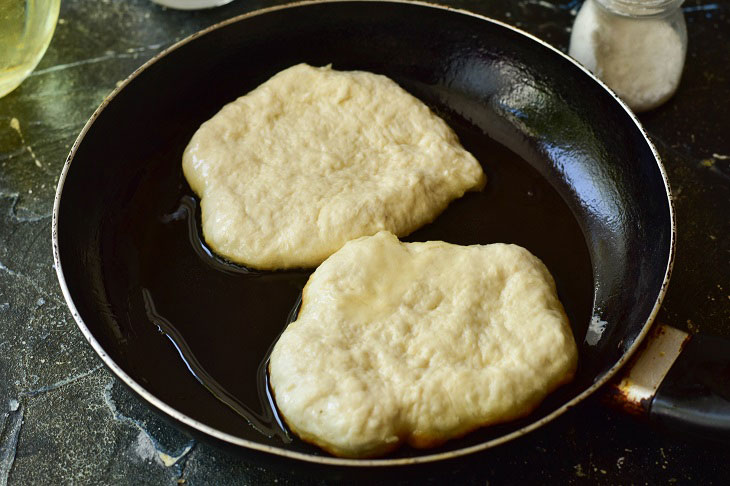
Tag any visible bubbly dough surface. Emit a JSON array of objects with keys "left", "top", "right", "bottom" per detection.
[
  {"left": 269, "top": 232, "right": 578, "bottom": 458},
  {"left": 182, "top": 64, "right": 485, "bottom": 269}
]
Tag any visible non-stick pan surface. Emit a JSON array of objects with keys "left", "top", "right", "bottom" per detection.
[{"left": 53, "top": 0, "right": 673, "bottom": 466}]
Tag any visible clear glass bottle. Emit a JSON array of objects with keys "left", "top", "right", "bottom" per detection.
[
  {"left": 0, "top": 0, "right": 60, "bottom": 98},
  {"left": 569, "top": 0, "right": 687, "bottom": 112}
]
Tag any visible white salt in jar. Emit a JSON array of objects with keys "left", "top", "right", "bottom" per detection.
[{"left": 569, "top": 0, "right": 687, "bottom": 112}]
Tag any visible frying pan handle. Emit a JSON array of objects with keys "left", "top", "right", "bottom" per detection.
[
  {"left": 650, "top": 333, "right": 730, "bottom": 441},
  {"left": 606, "top": 324, "right": 730, "bottom": 441}
]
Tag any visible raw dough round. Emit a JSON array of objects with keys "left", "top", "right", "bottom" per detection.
[
  {"left": 269, "top": 232, "right": 578, "bottom": 458},
  {"left": 183, "top": 64, "right": 485, "bottom": 269}
]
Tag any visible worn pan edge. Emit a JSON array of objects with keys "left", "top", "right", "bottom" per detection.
[{"left": 51, "top": 0, "right": 676, "bottom": 467}]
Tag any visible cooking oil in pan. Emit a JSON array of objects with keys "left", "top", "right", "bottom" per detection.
[{"left": 104, "top": 115, "right": 593, "bottom": 455}]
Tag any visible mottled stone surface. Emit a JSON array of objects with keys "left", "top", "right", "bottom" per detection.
[{"left": 0, "top": 0, "right": 729, "bottom": 484}]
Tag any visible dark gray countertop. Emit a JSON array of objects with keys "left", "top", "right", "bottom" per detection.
[{"left": 1, "top": 0, "right": 729, "bottom": 484}]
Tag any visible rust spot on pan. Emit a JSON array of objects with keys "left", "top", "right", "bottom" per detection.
[{"left": 603, "top": 379, "right": 653, "bottom": 416}]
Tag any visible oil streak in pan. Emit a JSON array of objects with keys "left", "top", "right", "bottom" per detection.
[
  {"left": 160, "top": 196, "right": 260, "bottom": 276},
  {"left": 141, "top": 286, "right": 292, "bottom": 442}
]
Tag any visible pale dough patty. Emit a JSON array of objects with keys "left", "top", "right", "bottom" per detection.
[
  {"left": 269, "top": 232, "right": 578, "bottom": 458},
  {"left": 182, "top": 64, "right": 485, "bottom": 269}
]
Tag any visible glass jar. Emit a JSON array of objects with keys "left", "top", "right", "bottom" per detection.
[
  {"left": 0, "top": 0, "right": 60, "bottom": 98},
  {"left": 569, "top": 0, "right": 687, "bottom": 113}
]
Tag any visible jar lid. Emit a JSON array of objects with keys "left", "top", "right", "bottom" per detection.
[
  {"left": 595, "top": 0, "right": 684, "bottom": 17},
  {"left": 150, "top": 0, "right": 234, "bottom": 10}
]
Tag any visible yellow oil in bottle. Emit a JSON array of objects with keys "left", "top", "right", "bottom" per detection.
[{"left": 0, "top": 0, "right": 60, "bottom": 98}]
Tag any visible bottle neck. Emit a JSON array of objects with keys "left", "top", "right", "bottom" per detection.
[{"left": 594, "top": 0, "right": 684, "bottom": 18}]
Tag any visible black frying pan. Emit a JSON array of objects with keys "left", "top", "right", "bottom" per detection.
[{"left": 52, "top": 0, "right": 684, "bottom": 470}]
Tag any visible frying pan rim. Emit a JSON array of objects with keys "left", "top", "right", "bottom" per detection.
[{"left": 51, "top": 0, "right": 676, "bottom": 467}]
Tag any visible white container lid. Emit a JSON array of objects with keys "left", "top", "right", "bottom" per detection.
[{"left": 151, "top": 0, "right": 235, "bottom": 10}]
